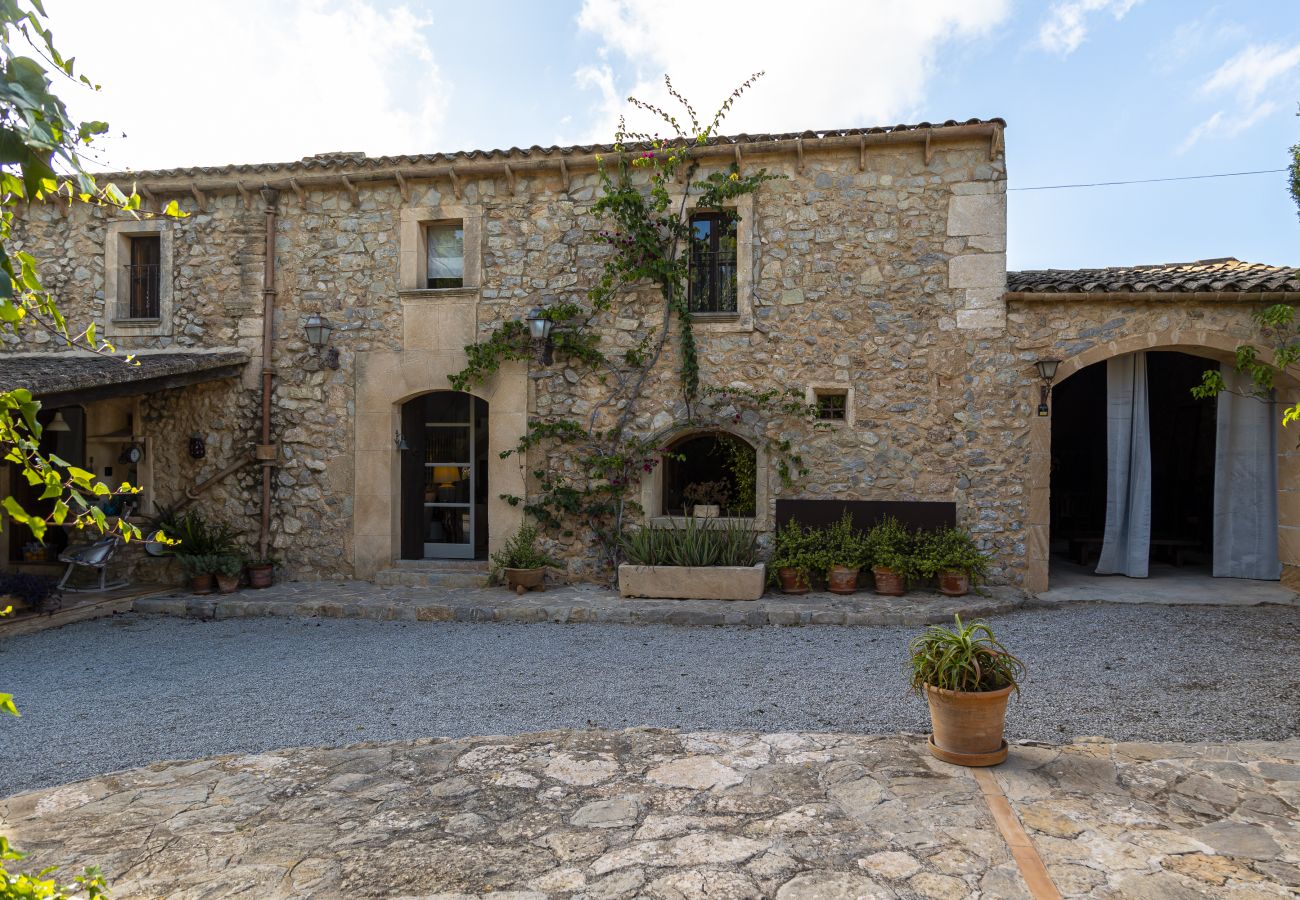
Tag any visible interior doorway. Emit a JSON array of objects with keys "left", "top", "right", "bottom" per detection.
[
  {"left": 1050, "top": 351, "right": 1218, "bottom": 575},
  {"left": 399, "top": 391, "right": 489, "bottom": 560}
]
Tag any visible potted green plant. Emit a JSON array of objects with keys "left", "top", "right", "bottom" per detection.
[
  {"left": 769, "top": 519, "right": 821, "bottom": 594},
  {"left": 246, "top": 555, "right": 276, "bottom": 589},
  {"left": 178, "top": 554, "right": 216, "bottom": 594},
  {"left": 909, "top": 615, "right": 1025, "bottom": 766},
  {"left": 619, "top": 518, "right": 764, "bottom": 600},
  {"left": 823, "top": 511, "right": 865, "bottom": 594},
  {"left": 143, "top": 503, "right": 184, "bottom": 557},
  {"left": 491, "top": 523, "right": 561, "bottom": 594},
  {"left": 864, "top": 516, "right": 915, "bottom": 596},
  {"left": 916, "top": 527, "right": 989, "bottom": 596},
  {"left": 0, "top": 572, "right": 61, "bottom": 613},
  {"left": 214, "top": 555, "right": 244, "bottom": 594}
]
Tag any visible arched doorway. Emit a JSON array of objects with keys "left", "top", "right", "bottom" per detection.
[
  {"left": 399, "top": 391, "right": 489, "bottom": 559},
  {"left": 1050, "top": 351, "right": 1219, "bottom": 576}
]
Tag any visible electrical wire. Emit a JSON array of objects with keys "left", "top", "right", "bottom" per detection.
[{"left": 1009, "top": 168, "right": 1288, "bottom": 191}]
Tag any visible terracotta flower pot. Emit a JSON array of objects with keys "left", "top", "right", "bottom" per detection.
[
  {"left": 872, "top": 566, "right": 906, "bottom": 596},
  {"left": 505, "top": 567, "right": 545, "bottom": 595},
  {"left": 215, "top": 574, "right": 240, "bottom": 594},
  {"left": 777, "top": 567, "right": 810, "bottom": 594},
  {"left": 189, "top": 573, "right": 214, "bottom": 595},
  {"left": 246, "top": 564, "right": 274, "bottom": 589},
  {"left": 924, "top": 683, "right": 1013, "bottom": 766},
  {"left": 938, "top": 569, "right": 970, "bottom": 597},
  {"left": 826, "top": 565, "right": 859, "bottom": 594}
]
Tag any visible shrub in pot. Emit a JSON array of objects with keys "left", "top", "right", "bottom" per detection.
[
  {"left": 864, "top": 516, "right": 916, "bottom": 596},
  {"left": 823, "top": 511, "right": 865, "bottom": 594},
  {"left": 178, "top": 554, "right": 216, "bottom": 594},
  {"left": 0, "top": 572, "right": 61, "bottom": 613},
  {"left": 246, "top": 556, "right": 276, "bottom": 589},
  {"left": 909, "top": 615, "right": 1025, "bottom": 766},
  {"left": 769, "top": 519, "right": 822, "bottom": 594},
  {"left": 916, "top": 527, "right": 989, "bottom": 596},
  {"left": 491, "top": 523, "right": 560, "bottom": 594},
  {"left": 214, "top": 555, "right": 244, "bottom": 594}
]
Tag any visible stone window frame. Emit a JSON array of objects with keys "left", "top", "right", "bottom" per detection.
[
  {"left": 399, "top": 205, "right": 481, "bottom": 298},
  {"left": 103, "top": 218, "right": 174, "bottom": 338},
  {"left": 806, "top": 384, "right": 855, "bottom": 427},
  {"left": 680, "top": 192, "right": 754, "bottom": 334}
]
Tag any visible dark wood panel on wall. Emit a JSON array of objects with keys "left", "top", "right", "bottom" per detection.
[{"left": 775, "top": 499, "right": 957, "bottom": 533}]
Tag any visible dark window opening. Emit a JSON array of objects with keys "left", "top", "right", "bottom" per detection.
[
  {"left": 124, "top": 235, "right": 161, "bottom": 319},
  {"left": 426, "top": 221, "right": 465, "bottom": 289},
  {"left": 687, "top": 211, "right": 738, "bottom": 314},
  {"left": 661, "top": 432, "right": 756, "bottom": 516},
  {"left": 815, "top": 391, "right": 847, "bottom": 421}
]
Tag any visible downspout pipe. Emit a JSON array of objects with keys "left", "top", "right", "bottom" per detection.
[{"left": 257, "top": 188, "right": 280, "bottom": 561}]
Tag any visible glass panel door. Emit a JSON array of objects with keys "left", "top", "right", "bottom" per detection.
[{"left": 423, "top": 393, "right": 474, "bottom": 559}]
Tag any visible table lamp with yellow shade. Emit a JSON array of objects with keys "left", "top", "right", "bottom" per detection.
[{"left": 433, "top": 466, "right": 461, "bottom": 502}]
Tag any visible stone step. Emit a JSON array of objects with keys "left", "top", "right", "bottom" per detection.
[
  {"left": 374, "top": 564, "right": 489, "bottom": 589},
  {"left": 391, "top": 559, "right": 488, "bottom": 573}
]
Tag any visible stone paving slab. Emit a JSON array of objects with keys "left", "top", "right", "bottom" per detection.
[
  {"left": 132, "top": 580, "right": 1024, "bottom": 627},
  {"left": 1, "top": 730, "right": 1295, "bottom": 899}
]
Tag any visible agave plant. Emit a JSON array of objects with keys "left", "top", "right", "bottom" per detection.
[
  {"left": 908, "top": 615, "right": 1025, "bottom": 694},
  {"left": 621, "top": 518, "right": 757, "bottom": 567}
]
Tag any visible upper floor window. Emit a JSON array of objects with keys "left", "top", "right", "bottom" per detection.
[
  {"left": 687, "top": 211, "right": 737, "bottom": 315},
  {"left": 815, "top": 390, "right": 848, "bottom": 421},
  {"left": 426, "top": 221, "right": 464, "bottom": 289},
  {"left": 123, "top": 234, "right": 161, "bottom": 319}
]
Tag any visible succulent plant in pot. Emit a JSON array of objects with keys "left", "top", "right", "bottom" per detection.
[
  {"left": 214, "top": 555, "right": 244, "bottom": 594},
  {"left": 864, "top": 516, "right": 916, "bottom": 596},
  {"left": 908, "top": 615, "right": 1025, "bottom": 766},
  {"left": 916, "top": 527, "right": 989, "bottom": 596},
  {"left": 491, "top": 523, "right": 561, "bottom": 594},
  {"left": 177, "top": 554, "right": 217, "bottom": 594}
]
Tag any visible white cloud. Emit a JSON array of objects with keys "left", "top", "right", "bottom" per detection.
[
  {"left": 572, "top": 0, "right": 1010, "bottom": 142},
  {"left": 40, "top": 0, "right": 449, "bottom": 171},
  {"left": 1180, "top": 42, "right": 1300, "bottom": 152},
  {"left": 1037, "top": 0, "right": 1142, "bottom": 57}
]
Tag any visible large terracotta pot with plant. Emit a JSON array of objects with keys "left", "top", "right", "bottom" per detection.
[
  {"left": 865, "top": 516, "right": 914, "bottom": 597},
  {"left": 769, "top": 519, "right": 820, "bottom": 595},
  {"left": 246, "top": 559, "right": 275, "bottom": 589},
  {"left": 823, "top": 511, "right": 864, "bottom": 595},
  {"left": 909, "top": 615, "right": 1024, "bottom": 767},
  {"left": 179, "top": 555, "right": 215, "bottom": 595},
  {"left": 493, "top": 523, "right": 560, "bottom": 595}
]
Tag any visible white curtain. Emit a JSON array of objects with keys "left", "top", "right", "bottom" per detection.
[
  {"left": 1213, "top": 367, "right": 1281, "bottom": 580},
  {"left": 1097, "top": 353, "right": 1152, "bottom": 577}
]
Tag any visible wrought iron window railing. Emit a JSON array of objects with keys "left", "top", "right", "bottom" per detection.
[{"left": 121, "top": 263, "right": 161, "bottom": 319}]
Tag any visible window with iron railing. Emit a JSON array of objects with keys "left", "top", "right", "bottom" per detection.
[
  {"left": 122, "top": 234, "right": 161, "bottom": 319},
  {"left": 687, "top": 211, "right": 738, "bottom": 315}
]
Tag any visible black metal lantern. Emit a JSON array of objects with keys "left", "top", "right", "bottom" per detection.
[
  {"left": 188, "top": 435, "right": 206, "bottom": 459},
  {"left": 303, "top": 313, "right": 333, "bottom": 349},
  {"left": 526, "top": 307, "right": 554, "bottom": 366},
  {"left": 1035, "top": 359, "right": 1061, "bottom": 417}
]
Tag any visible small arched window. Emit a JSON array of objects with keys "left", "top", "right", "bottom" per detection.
[{"left": 661, "top": 431, "right": 757, "bottom": 517}]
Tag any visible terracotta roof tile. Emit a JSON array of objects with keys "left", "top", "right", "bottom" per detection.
[{"left": 1007, "top": 258, "right": 1300, "bottom": 294}]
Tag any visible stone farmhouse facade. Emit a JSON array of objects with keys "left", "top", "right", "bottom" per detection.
[{"left": 3, "top": 118, "right": 1298, "bottom": 592}]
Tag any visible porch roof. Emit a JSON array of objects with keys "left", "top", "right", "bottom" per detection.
[
  {"left": 1007, "top": 258, "right": 1300, "bottom": 295},
  {"left": 0, "top": 348, "right": 248, "bottom": 407}
]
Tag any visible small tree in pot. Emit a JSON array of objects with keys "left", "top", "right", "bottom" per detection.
[
  {"left": 909, "top": 615, "right": 1025, "bottom": 766},
  {"left": 864, "top": 516, "right": 915, "bottom": 596},
  {"left": 492, "top": 523, "right": 561, "bottom": 594},
  {"left": 178, "top": 554, "right": 217, "bottom": 594},
  {"left": 915, "top": 527, "right": 989, "bottom": 596},
  {"left": 214, "top": 555, "right": 244, "bottom": 594}
]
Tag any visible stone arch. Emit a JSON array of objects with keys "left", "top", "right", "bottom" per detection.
[
  {"left": 1026, "top": 330, "right": 1298, "bottom": 592},
  {"left": 640, "top": 423, "right": 770, "bottom": 528}
]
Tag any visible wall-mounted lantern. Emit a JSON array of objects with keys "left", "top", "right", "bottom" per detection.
[
  {"left": 1035, "top": 359, "right": 1061, "bottom": 417},
  {"left": 188, "top": 435, "right": 206, "bottom": 459},
  {"left": 303, "top": 313, "right": 333, "bottom": 349},
  {"left": 394, "top": 431, "right": 410, "bottom": 452},
  {"left": 526, "top": 306, "right": 554, "bottom": 367}
]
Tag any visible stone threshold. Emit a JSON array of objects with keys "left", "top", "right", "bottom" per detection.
[{"left": 132, "top": 581, "right": 1025, "bottom": 627}]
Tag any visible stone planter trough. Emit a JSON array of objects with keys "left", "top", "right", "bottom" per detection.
[{"left": 618, "top": 563, "right": 766, "bottom": 601}]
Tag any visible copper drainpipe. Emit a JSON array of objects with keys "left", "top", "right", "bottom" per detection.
[{"left": 257, "top": 188, "right": 280, "bottom": 560}]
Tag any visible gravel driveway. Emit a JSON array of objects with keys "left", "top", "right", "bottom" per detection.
[{"left": 2, "top": 602, "right": 1297, "bottom": 795}]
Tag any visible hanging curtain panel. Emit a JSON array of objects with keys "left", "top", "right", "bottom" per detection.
[
  {"left": 1096, "top": 352, "right": 1153, "bottom": 577},
  {"left": 1213, "top": 367, "right": 1281, "bottom": 580}
]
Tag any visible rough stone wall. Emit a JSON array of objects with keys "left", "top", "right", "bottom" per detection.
[{"left": 30, "top": 137, "right": 1264, "bottom": 587}]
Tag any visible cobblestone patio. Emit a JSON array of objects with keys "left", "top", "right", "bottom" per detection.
[
  {"left": 1, "top": 729, "right": 1295, "bottom": 899},
  {"left": 132, "top": 580, "right": 1024, "bottom": 627}
]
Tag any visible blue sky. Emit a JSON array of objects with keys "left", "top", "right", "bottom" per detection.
[{"left": 46, "top": 1, "right": 1300, "bottom": 270}]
